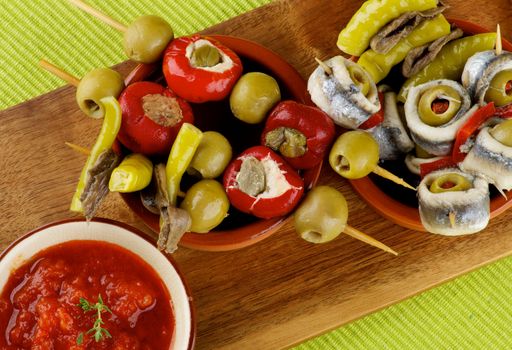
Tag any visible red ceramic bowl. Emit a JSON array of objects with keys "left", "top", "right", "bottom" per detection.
[
  {"left": 121, "top": 35, "right": 321, "bottom": 251},
  {"left": 350, "top": 19, "right": 512, "bottom": 232},
  {"left": 0, "top": 218, "right": 196, "bottom": 349}
]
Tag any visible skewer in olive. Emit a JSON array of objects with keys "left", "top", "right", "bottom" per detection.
[
  {"left": 69, "top": 0, "right": 174, "bottom": 64},
  {"left": 490, "top": 119, "right": 512, "bottom": 147},
  {"left": 294, "top": 186, "right": 398, "bottom": 255}
]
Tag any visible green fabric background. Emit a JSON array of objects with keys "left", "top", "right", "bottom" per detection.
[{"left": 1, "top": 1, "right": 512, "bottom": 349}]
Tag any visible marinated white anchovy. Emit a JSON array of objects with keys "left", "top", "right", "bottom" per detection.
[
  {"left": 308, "top": 56, "right": 380, "bottom": 129},
  {"left": 461, "top": 50, "right": 497, "bottom": 99},
  {"left": 404, "top": 154, "right": 443, "bottom": 175},
  {"left": 474, "top": 52, "right": 512, "bottom": 104},
  {"left": 405, "top": 79, "right": 473, "bottom": 156},
  {"left": 418, "top": 168, "right": 490, "bottom": 236},
  {"left": 370, "top": 89, "right": 414, "bottom": 160},
  {"left": 460, "top": 126, "right": 512, "bottom": 191}
]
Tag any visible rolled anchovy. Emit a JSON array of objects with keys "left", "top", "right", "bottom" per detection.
[
  {"left": 369, "top": 89, "right": 414, "bottom": 160},
  {"left": 404, "top": 154, "right": 443, "bottom": 175},
  {"left": 418, "top": 168, "right": 490, "bottom": 236},
  {"left": 308, "top": 56, "right": 380, "bottom": 129},
  {"left": 462, "top": 51, "right": 512, "bottom": 103},
  {"left": 460, "top": 126, "right": 512, "bottom": 191},
  {"left": 404, "top": 79, "right": 473, "bottom": 156}
]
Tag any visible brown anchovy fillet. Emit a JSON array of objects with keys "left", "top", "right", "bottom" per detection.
[
  {"left": 153, "top": 164, "right": 191, "bottom": 254},
  {"left": 369, "top": 2, "right": 448, "bottom": 55},
  {"left": 80, "top": 149, "right": 121, "bottom": 221},
  {"left": 402, "top": 27, "right": 464, "bottom": 78}
]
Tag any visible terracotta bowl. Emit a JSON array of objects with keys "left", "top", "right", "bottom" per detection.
[
  {"left": 0, "top": 218, "right": 195, "bottom": 350},
  {"left": 350, "top": 19, "right": 512, "bottom": 232},
  {"left": 120, "top": 35, "right": 321, "bottom": 251}
]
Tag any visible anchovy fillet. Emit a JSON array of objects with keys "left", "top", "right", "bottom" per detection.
[
  {"left": 404, "top": 154, "right": 443, "bottom": 175},
  {"left": 308, "top": 56, "right": 380, "bottom": 129},
  {"left": 418, "top": 168, "right": 490, "bottom": 236},
  {"left": 404, "top": 79, "right": 472, "bottom": 156}
]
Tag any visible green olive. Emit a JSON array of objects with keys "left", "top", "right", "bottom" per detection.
[
  {"left": 490, "top": 119, "right": 512, "bottom": 147},
  {"left": 123, "top": 15, "right": 174, "bottom": 64},
  {"left": 294, "top": 186, "right": 348, "bottom": 243},
  {"left": 348, "top": 64, "right": 370, "bottom": 97},
  {"left": 429, "top": 173, "right": 472, "bottom": 193},
  {"left": 415, "top": 144, "right": 433, "bottom": 159},
  {"left": 180, "top": 179, "right": 229, "bottom": 233},
  {"left": 187, "top": 131, "right": 232, "bottom": 179},
  {"left": 328, "top": 131, "right": 379, "bottom": 179},
  {"left": 76, "top": 68, "right": 124, "bottom": 118},
  {"left": 230, "top": 72, "right": 281, "bottom": 124},
  {"left": 418, "top": 86, "right": 461, "bottom": 126},
  {"left": 485, "top": 69, "right": 512, "bottom": 107}
]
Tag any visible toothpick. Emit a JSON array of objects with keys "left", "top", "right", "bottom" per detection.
[
  {"left": 315, "top": 57, "right": 333, "bottom": 75},
  {"left": 372, "top": 165, "right": 417, "bottom": 191},
  {"left": 39, "top": 60, "right": 80, "bottom": 87},
  {"left": 69, "top": 0, "right": 127, "bottom": 32},
  {"left": 449, "top": 211, "right": 456, "bottom": 229},
  {"left": 344, "top": 225, "right": 398, "bottom": 256},
  {"left": 65, "top": 141, "right": 90, "bottom": 155},
  {"left": 496, "top": 24, "right": 502, "bottom": 56}
]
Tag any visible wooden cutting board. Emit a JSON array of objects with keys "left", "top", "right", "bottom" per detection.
[{"left": 1, "top": 0, "right": 512, "bottom": 348}]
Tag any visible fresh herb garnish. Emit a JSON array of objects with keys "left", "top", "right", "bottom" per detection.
[{"left": 76, "top": 294, "right": 113, "bottom": 345}]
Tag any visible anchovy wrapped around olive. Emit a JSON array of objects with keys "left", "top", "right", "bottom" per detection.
[
  {"left": 418, "top": 168, "right": 490, "bottom": 235},
  {"left": 460, "top": 121, "right": 512, "bottom": 191},
  {"left": 307, "top": 56, "right": 380, "bottom": 129},
  {"left": 404, "top": 79, "right": 473, "bottom": 156}
]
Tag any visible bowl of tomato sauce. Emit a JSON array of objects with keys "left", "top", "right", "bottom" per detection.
[{"left": 0, "top": 218, "right": 195, "bottom": 349}]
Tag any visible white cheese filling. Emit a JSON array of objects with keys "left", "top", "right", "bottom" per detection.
[{"left": 185, "top": 39, "right": 234, "bottom": 73}]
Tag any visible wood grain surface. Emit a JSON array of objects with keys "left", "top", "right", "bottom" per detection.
[{"left": 1, "top": 0, "right": 512, "bottom": 349}]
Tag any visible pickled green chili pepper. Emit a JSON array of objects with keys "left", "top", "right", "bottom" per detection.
[
  {"left": 166, "top": 123, "right": 203, "bottom": 206},
  {"left": 358, "top": 15, "right": 450, "bottom": 83},
  {"left": 109, "top": 153, "right": 153, "bottom": 193},
  {"left": 336, "top": 0, "right": 438, "bottom": 56},
  {"left": 399, "top": 33, "right": 497, "bottom": 102},
  {"left": 70, "top": 96, "right": 122, "bottom": 212}
]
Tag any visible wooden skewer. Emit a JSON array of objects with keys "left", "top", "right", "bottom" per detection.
[
  {"left": 372, "top": 165, "right": 417, "bottom": 191},
  {"left": 315, "top": 57, "right": 333, "bottom": 75},
  {"left": 496, "top": 24, "right": 502, "bottom": 56},
  {"left": 39, "top": 60, "right": 80, "bottom": 87},
  {"left": 448, "top": 211, "right": 456, "bottom": 229},
  {"left": 344, "top": 225, "right": 398, "bottom": 256},
  {"left": 68, "top": 0, "right": 127, "bottom": 32}
]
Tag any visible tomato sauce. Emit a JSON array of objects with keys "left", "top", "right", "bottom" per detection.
[{"left": 0, "top": 241, "right": 174, "bottom": 349}]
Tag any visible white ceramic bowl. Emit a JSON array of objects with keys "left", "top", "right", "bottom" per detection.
[{"left": 0, "top": 218, "right": 195, "bottom": 350}]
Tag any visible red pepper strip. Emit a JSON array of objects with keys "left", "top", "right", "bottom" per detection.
[
  {"left": 359, "top": 92, "right": 385, "bottom": 129},
  {"left": 163, "top": 35, "right": 243, "bottom": 103},
  {"left": 452, "top": 102, "right": 496, "bottom": 163},
  {"left": 419, "top": 156, "right": 457, "bottom": 178},
  {"left": 118, "top": 81, "right": 194, "bottom": 156},
  {"left": 223, "top": 146, "right": 304, "bottom": 219},
  {"left": 261, "top": 101, "right": 335, "bottom": 170},
  {"left": 494, "top": 104, "right": 512, "bottom": 118}
]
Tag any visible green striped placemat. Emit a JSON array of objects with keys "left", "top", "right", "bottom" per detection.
[{"left": 2, "top": 1, "right": 512, "bottom": 349}]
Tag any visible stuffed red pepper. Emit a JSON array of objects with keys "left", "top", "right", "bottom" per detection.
[
  {"left": 163, "top": 35, "right": 243, "bottom": 103},
  {"left": 117, "top": 81, "right": 194, "bottom": 156},
  {"left": 261, "top": 101, "right": 335, "bottom": 169},
  {"left": 223, "top": 146, "right": 304, "bottom": 219}
]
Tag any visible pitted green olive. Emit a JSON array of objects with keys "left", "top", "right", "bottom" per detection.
[
  {"left": 485, "top": 69, "right": 512, "bottom": 107},
  {"left": 348, "top": 64, "right": 370, "bottom": 97},
  {"left": 429, "top": 173, "right": 472, "bottom": 193},
  {"left": 230, "top": 72, "right": 281, "bottom": 124},
  {"left": 418, "top": 85, "right": 461, "bottom": 126},
  {"left": 180, "top": 179, "right": 229, "bottom": 233},
  {"left": 76, "top": 68, "right": 124, "bottom": 118},
  {"left": 294, "top": 186, "right": 348, "bottom": 243},
  {"left": 187, "top": 131, "right": 232, "bottom": 179},
  {"left": 490, "top": 119, "right": 512, "bottom": 147},
  {"left": 329, "top": 131, "right": 379, "bottom": 179},
  {"left": 123, "top": 15, "right": 174, "bottom": 64}
]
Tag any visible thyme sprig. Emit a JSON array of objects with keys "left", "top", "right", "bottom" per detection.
[{"left": 76, "top": 294, "right": 113, "bottom": 345}]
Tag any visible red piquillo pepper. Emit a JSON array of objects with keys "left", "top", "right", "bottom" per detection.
[
  {"left": 452, "top": 102, "right": 496, "bottom": 163},
  {"left": 223, "top": 146, "right": 304, "bottom": 219},
  {"left": 419, "top": 156, "right": 457, "bottom": 178},
  {"left": 117, "top": 81, "right": 194, "bottom": 156},
  {"left": 163, "top": 35, "right": 243, "bottom": 103},
  {"left": 359, "top": 92, "right": 385, "bottom": 130},
  {"left": 494, "top": 103, "right": 512, "bottom": 118},
  {"left": 261, "top": 101, "right": 335, "bottom": 169}
]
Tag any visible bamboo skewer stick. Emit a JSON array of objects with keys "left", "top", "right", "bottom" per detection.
[
  {"left": 496, "top": 24, "right": 502, "bottom": 56},
  {"left": 39, "top": 60, "right": 80, "bottom": 87},
  {"left": 68, "top": 0, "right": 127, "bottom": 32},
  {"left": 372, "top": 166, "right": 417, "bottom": 191},
  {"left": 449, "top": 211, "right": 456, "bottom": 229},
  {"left": 344, "top": 225, "right": 398, "bottom": 256},
  {"left": 315, "top": 57, "right": 333, "bottom": 75}
]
